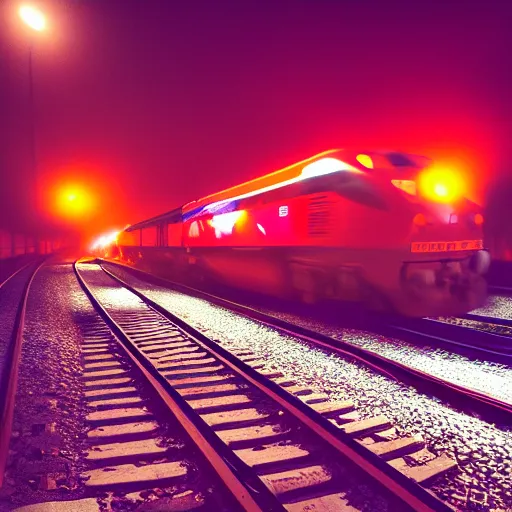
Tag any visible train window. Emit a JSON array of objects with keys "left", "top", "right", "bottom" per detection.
[
  {"left": 141, "top": 226, "right": 158, "bottom": 246},
  {"left": 336, "top": 181, "right": 388, "bottom": 210},
  {"left": 168, "top": 223, "right": 183, "bottom": 246},
  {"left": 353, "top": 152, "right": 429, "bottom": 172},
  {"left": 158, "top": 224, "right": 168, "bottom": 246},
  {"left": 188, "top": 221, "right": 200, "bottom": 238},
  {"left": 386, "top": 153, "right": 417, "bottom": 167}
]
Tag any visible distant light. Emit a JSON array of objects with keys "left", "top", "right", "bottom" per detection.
[
  {"left": 19, "top": 5, "right": 46, "bottom": 31},
  {"left": 257, "top": 223, "right": 266, "bottom": 235},
  {"left": 48, "top": 184, "right": 96, "bottom": 222},
  {"left": 356, "top": 154, "right": 374, "bottom": 169},
  {"left": 55, "top": 186, "right": 92, "bottom": 218}
]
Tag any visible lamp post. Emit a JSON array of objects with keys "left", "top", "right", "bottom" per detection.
[{"left": 18, "top": 5, "right": 46, "bottom": 252}]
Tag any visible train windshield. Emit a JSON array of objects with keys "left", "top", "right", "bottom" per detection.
[
  {"left": 386, "top": 152, "right": 417, "bottom": 167},
  {"left": 356, "top": 152, "right": 431, "bottom": 172}
]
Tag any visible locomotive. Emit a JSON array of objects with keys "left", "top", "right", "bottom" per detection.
[{"left": 98, "top": 149, "right": 490, "bottom": 317}]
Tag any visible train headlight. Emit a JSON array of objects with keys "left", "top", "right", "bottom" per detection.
[{"left": 417, "top": 168, "right": 464, "bottom": 204}]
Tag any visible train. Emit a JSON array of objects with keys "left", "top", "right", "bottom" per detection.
[{"left": 96, "top": 149, "right": 490, "bottom": 317}]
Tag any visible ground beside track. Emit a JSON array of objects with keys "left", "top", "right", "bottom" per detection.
[{"left": 472, "top": 294, "right": 512, "bottom": 320}]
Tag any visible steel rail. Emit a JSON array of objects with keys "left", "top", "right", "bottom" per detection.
[
  {"left": 0, "top": 260, "right": 35, "bottom": 290},
  {"left": 388, "top": 317, "right": 512, "bottom": 361},
  {"left": 0, "top": 260, "right": 44, "bottom": 488}
]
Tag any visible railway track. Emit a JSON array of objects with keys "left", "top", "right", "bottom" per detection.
[
  {"left": 99, "top": 259, "right": 512, "bottom": 425},
  {"left": 0, "top": 257, "right": 39, "bottom": 288},
  {"left": 0, "top": 260, "right": 37, "bottom": 290},
  {"left": 386, "top": 316, "right": 512, "bottom": 362},
  {"left": 71, "top": 281, "right": 247, "bottom": 511},
  {"left": 463, "top": 311, "right": 512, "bottom": 329},
  {"left": 0, "top": 260, "right": 45, "bottom": 488},
  {"left": 76, "top": 259, "right": 464, "bottom": 511}
]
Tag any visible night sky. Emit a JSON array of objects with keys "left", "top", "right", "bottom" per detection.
[{"left": 1, "top": 0, "right": 511, "bottom": 241}]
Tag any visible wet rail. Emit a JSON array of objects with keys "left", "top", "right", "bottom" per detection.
[
  {"left": 77, "top": 259, "right": 459, "bottom": 511},
  {"left": 0, "top": 260, "right": 44, "bottom": 488}
]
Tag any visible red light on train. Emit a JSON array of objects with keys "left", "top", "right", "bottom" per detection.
[
  {"left": 413, "top": 213, "right": 427, "bottom": 227},
  {"left": 474, "top": 213, "right": 484, "bottom": 225}
]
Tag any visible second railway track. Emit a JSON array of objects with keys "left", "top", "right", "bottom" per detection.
[{"left": 75, "top": 259, "right": 460, "bottom": 511}]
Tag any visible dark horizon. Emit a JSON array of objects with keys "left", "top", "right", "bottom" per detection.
[{"left": 1, "top": 0, "right": 511, "bottom": 242}]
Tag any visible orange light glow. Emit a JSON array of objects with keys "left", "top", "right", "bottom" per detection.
[
  {"left": 48, "top": 183, "right": 96, "bottom": 221},
  {"left": 417, "top": 167, "right": 465, "bottom": 204},
  {"left": 19, "top": 5, "right": 46, "bottom": 31}
]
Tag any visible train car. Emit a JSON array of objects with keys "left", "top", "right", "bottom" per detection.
[{"left": 101, "top": 149, "right": 490, "bottom": 317}]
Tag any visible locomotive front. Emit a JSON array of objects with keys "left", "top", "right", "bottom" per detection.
[{"left": 346, "top": 151, "right": 489, "bottom": 316}]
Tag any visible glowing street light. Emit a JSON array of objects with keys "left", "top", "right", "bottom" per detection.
[
  {"left": 18, "top": 4, "right": 47, "bottom": 251},
  {"left": 19, "top": 5, "right": 46, "bottom": 32},
  {"left": 52, "top": 184, "right": 96, "bottom": 220}
]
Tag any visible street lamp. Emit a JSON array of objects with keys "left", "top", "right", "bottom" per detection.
[
  {"left": 18, "top": 5, "right": 46, "bottom": 253},
  {"left": 19, "top": 5, "right": 46, "bottom": 31}
]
